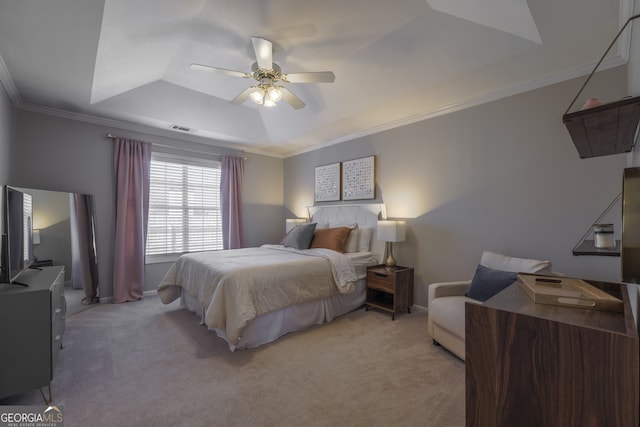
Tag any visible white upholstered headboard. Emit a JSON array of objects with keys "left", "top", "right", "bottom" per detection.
[{"left": 308, "top": 203, "right": 386, "bottom": 263}]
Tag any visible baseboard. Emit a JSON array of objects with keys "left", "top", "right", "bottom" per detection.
[{"left": 412, "top": 304, "right": 428, "bottom": 314}]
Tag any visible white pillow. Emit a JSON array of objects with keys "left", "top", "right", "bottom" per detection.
[
  {"left": 357, "top": 227, "right": 372, "bottom": 252},
  {"left": 330, "top": 222, "right": 356, "bottom": 229},
  {"left": 343, "top": 229, "right": 358, "bottom": 253},
  {"left": 480, "top": 251, "right": 552, "bottom": 274}
]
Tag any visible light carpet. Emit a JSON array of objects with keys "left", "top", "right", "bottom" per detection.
[{"left": 0, "top": 295, "right": 465, "bottom": 426}]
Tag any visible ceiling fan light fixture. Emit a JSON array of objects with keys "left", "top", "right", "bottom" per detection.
[
  {"left": 250, "top": 87, "right": 265, "bottom": 105},
  {"left": 250, "top": 82, "right": 281, "bottom": 107},
  {"left": 268, "top": 86, "right": 282, "bottom": 103}
]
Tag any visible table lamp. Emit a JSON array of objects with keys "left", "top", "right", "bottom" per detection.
[
  {"left": 285, "top": 218, "right": 307, "bottom": 233},
  {"left": 377, "top": 220, "right": 406, "bottom": 269},
  {"left": 33, "top": 229, "right": 41, "bottom": 245}
]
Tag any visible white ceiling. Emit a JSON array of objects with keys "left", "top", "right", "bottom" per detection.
[{"left": 0, "top": 0, "right": 631, "bottom": 157}]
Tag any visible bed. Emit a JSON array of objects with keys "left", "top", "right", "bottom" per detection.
[{"left": 157, "top": 203, "right": 386, "bottom": 351}]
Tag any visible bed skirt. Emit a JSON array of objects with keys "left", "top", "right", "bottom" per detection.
[{"left": 180, "top": 278, "right": 366, "bottom": 351}]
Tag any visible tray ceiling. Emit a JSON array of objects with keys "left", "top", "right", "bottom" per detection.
[{"left": 0, "top": 0, "right": 629, "bottom": 157}]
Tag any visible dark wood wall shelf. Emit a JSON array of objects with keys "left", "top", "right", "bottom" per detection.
[
  {"left": 562, "top": 96, "right": 640, "bottom": 159},
  {"left": 572, "top": 239, "right": 620, "bottom": 256},
  {"left": 561, "top": 13, "right": 640, "bottom": 159},
  {"left": 571, "top": 193, "right": 621, "bottom": 257}
]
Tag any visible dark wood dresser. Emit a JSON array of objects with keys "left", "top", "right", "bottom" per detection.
[{"left": 465, "top": 279, "right": 638, "bottom": 427}]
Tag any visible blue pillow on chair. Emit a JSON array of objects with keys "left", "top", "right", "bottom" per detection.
[{"left": 465, "top": 264, "right": 518, "bottom": 302}]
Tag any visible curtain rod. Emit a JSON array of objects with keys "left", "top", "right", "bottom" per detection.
[{"left": 105, "top": 133, "right": 248, "bottom": 160}]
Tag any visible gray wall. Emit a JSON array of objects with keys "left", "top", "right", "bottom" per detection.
[
  {"left": 627, "top": 6, "right": 640, "bottom": 323},
  {"left": 629, "top": 3, "right": 640, "bottom": 104},
  {"left": 285, "top": 66, "right": 629, "bottom": 308},
  {"left": 10, "top": 110, "right": 284, "bottom": 298},
  {"left": 0, "top": 84, "right": 11, "bottom": 184},
  {"left": 0, "top": 83, "right": 13, "bottom": 275}
]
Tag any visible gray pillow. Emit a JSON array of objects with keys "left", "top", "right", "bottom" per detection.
[
  {"left": 465, "top": 264, "right": 518, "bottom": 302},
  {"left": 283, "top": 223, "right": 317, "bottom": 250}
]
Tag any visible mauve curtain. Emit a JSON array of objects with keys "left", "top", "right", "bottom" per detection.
[
  {"left": 113, "top": 137, "right": 151, "bottom": 303},
  {"left": 69, "top": 193, "right": 99, "bottom": 304},
  {"left": 221, "top": 156, "right": 245, "bottom": 249}
]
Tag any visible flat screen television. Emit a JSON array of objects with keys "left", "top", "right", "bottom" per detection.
[{"left": 3, "top": 186, "right": 35, "bottom": 284}]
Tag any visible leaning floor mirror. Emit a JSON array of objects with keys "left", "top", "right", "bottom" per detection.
[{"left": 16, "top": 187, "right": 99, "bottom": 316}]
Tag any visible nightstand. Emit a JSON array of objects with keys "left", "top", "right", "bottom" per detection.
[{"left": 365, "top": 265, "right": 414, "bottom": 320}]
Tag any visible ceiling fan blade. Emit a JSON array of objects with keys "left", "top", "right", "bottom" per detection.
[
  {"left": 230, "top": 87, "right": 255, "bottom": 105},
  {"left": 251, "top": 37, "right": 273, "bottom": 70},
  {"left": 280, "top": 87, "right": 306, "bottom": 109},
  {"left": 283, "top": 71, "right": 335, "bottom": 83},
  {"left": 190, "top": 63, "right": 250, "bottom": 79}
]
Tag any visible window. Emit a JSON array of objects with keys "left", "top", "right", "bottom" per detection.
[{"left": 146, "top": 154, "right": 223, "bottom": 262}]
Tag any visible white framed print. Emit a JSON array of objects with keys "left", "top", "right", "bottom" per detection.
[
  {"left": 315, "top": 162, "right": 341, "bottom": 202},
  {"left": 342, "top": 155, "right": 375, "bottom": 200}
]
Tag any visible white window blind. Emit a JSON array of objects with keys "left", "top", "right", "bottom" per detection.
[{"left": 146, "top": 154, "right": 223, "bottom": 261}]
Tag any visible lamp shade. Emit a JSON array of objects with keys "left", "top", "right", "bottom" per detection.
[
  {"left": 285, "top": 218, "right": 307, "bottom": 233},
  {"left": 377, "top": 220, "right": 406, "bottom": 242},
  {"left": 33, "top": 229, "right": 41, "bottom": 245}
]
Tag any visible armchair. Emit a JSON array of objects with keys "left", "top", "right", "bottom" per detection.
[{"left": 427, "top": 251, "right": 553, "bottom": 360}]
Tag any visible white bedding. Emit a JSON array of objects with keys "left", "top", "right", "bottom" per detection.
[
  {"left": 344, "top": 251, "right": 379, "bottom": 278},
  {"left": 158, "top": 245, "right": 371, "bottom": 346}
]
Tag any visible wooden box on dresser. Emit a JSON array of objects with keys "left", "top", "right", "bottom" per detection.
[
  {"left": 465, "top": 280, "right": 638, "bottom": 427},
  {"left": 0, "top": 266, "right": 65, "bottom": 402}
]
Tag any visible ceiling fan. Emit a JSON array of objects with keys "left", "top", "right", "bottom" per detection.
[{"left": 190, "top": 37, "right": 335, "bottom": 109}]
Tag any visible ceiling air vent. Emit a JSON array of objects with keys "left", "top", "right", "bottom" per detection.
[{"left": 169, "top": 124, "right": 196, "bottom": 133}]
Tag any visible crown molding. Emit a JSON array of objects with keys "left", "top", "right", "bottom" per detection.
[
  {"left": 0, "top": 52, "right": 21, "bottom": 105},
  {"left": 14, "top": 102, "right": 283, "bottom": 159},
  {"left": 283, "top": 53, "right": 628, "bottom": 158}
]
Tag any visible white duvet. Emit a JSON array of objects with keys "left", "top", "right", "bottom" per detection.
[{"left": 157, "top": 245, "right": 358, "bottom": 345}]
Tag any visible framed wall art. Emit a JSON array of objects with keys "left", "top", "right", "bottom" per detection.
[
  {"left": 342, "top": 155, "right": 376, "bottom": 200},
  {"left": 315, "top": 162, "right": 341, "bottom": 202}
]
